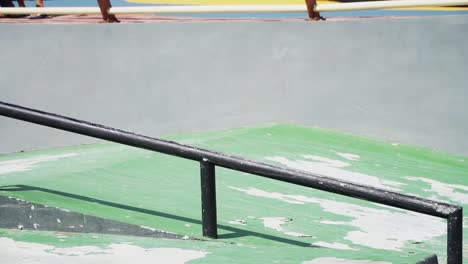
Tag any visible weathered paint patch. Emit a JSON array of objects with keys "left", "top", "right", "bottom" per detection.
[
  {"left": 303, "top": 257, "right": 391, "bottom": 264},
  {"left": 0, "top": 153, "right": 77, "bottom": 175},
  {"left": 140, "top": 225, "right": 157, "bottom": 231},
  {"left": 336, "top": 152, "right": 361, "bottom": 161},
  {"left": 0, "top": 237, "right": 207, "bottom": 263},
  {"left": 266, "top": 155, "right": 404, "bottom": 191},
  {"left": 231, "top": 187, "right": 445, "bottom": 250},
  {"left": 319, "top": 220, "right": 348, "bottom": 225},
  {"left": 260, "top": 217, "right": 310, "bottom": 237},
  {"left": 405, "top": 177, "right": 468, "bottom": 204},
  {"left": 312, "top": 242, "right": 356, "bottom": 250},
  {"left": 284, "top": 231, "right": 314, "bottom": 237},
  {"left": 261, "top": 217, "right": 290, "bottom": 232}
]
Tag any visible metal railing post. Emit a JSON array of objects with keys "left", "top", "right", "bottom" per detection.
[
  {"left": 447, "top": 208, "right": 463, "bottom": 264},
  {"left": 200, "top": 159, "right": 218, "bottom": 238}
]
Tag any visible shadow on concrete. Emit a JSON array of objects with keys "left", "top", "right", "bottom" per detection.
[
  {"left": 0, "top": 185, "right": 316, "bottom": 248},
  {"left": 0, "top": 192, "right": 183, "bottom": 239}
]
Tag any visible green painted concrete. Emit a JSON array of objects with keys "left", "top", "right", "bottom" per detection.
[{"left": 0, "top": 124, "right": 466, "bottom": 263}]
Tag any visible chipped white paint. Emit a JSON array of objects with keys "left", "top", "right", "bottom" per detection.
[
  {"left": 140, "top": 225, "right": 157, "bottom": 232},
  {"left": 231, "top": 187, "right": 445, "bottom": 250},
  {"left": 312, "top": 242, "right": 356, "bottom": 250},
  {"left": 319, "top": 220, "right": 348, "bottom": 225},
  {"left": 260, "top": 217, "right": 311, "bottom": 237},
  {"left": 303, "top": 257, "right": 391, "bottom": 264},
  {"left": 405, "top": 177, "right": 468, "bottom": 204},
  {"left": 261, "top": 217, "right": 290, "bottom": 232},
  {"left": 0, "top": 153, "right": 78, "bottom": 175},
  {"left": 336, "top": 153, "right": 360, "bottom": 161},
  {"left": 0, "top": 237, "right": 207, "bottom": 263},
  {"left": 266, "top": 156, "right": 404, "bottom": 191},
  {"left": 228, "top": 219, "right": 247, "bottom": 225},
  {"left": 304, "top": 155, "right": 349, "bottom": 168},
  {"left": 284, "top": 231, "right": 313, "bottom": 237}
]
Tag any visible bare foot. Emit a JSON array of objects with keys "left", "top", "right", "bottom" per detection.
[
  {"left": 305, "top": 15, "right": 326, "bottom": 21},
  {"left": 100, "top": 17, "right": 120, "bottom": 23},
  {"left": 107, "top": 15, "right": 120, "bottom": 23}
]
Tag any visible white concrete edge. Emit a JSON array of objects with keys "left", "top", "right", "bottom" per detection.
[{"left": 0, "top": 0, "right": 467, "bottom": 15}]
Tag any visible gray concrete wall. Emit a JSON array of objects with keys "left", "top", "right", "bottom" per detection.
[{"left": 1, "top": 15, "right": 468, "bottom": 156}]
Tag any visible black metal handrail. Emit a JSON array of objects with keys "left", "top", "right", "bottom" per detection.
[{"left": 0, "top": 101, "right": 463, "bottom": 264}]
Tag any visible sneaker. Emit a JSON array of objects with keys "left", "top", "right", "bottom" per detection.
[{"left": 28, "top": 14, "right": 48, "bottom": 19}]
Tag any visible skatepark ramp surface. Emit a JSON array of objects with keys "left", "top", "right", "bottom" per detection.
[{"left": 0, "top": 101, "right": 463, "bottom": 263}]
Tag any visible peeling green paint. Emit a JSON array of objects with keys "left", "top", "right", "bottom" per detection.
[{"left": 0, "top": 124, "right": 466, "bottom": 263}]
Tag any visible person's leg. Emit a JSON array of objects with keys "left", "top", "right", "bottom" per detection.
[
  {"left": 28, "top": 0, "right": 48, "bottom": 19},
  {"left": 1, "top": 0, "right": 15, "bottom": 7},
  {"left": 2, "top": 0, "right": 27, "bottom": 17},
  {"left": 304, "top": 0, "right": 325, "bottom": 20},
  {"left": 97, "top": 0, "right": 119, "bottom": 23},
  {"left": 0, "top": 0, "right": 14, "bottom": 16}
]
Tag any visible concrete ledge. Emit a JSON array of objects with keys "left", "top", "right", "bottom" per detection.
[{"left": 1, "top": 15, "right": 467, "bottom": 155}]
